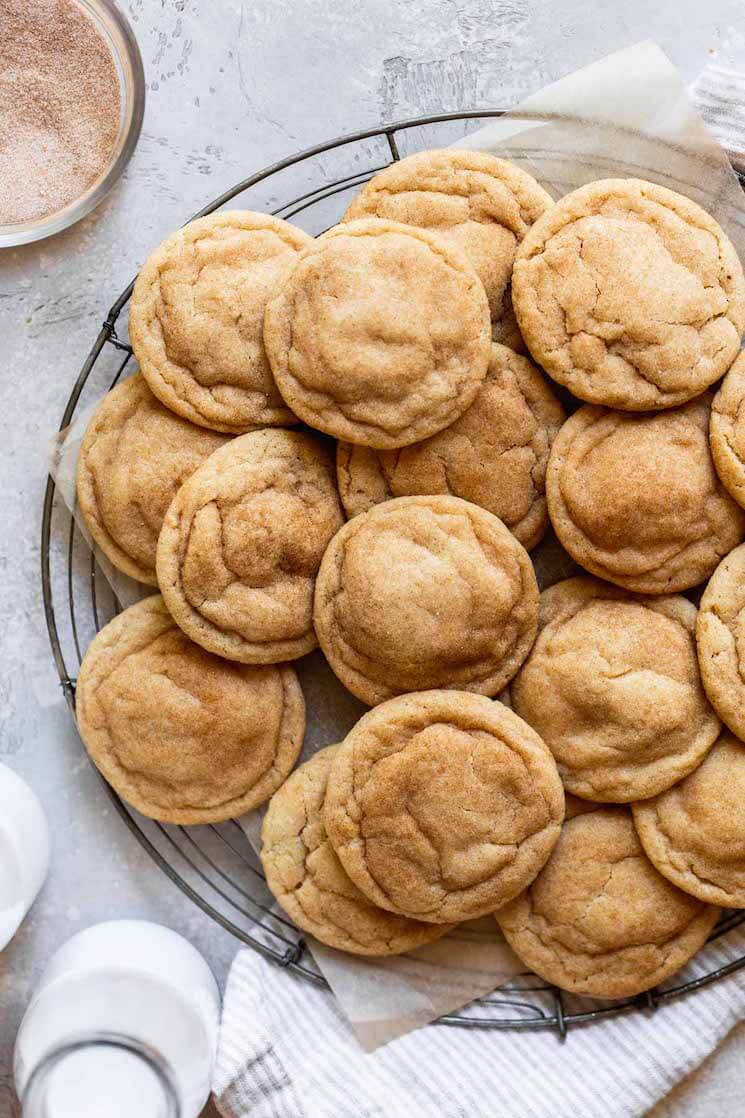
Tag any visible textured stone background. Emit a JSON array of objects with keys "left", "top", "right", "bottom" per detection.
[{"left": 4, "top": 1, "right": 745, "bottom": 1114}]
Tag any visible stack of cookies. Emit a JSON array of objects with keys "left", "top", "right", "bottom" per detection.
[{"left": 73, "top": 148, "right": 745, "bottom": 1000}]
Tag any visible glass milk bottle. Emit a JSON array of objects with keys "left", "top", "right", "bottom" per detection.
[
  {"left": 15, "top": 920, "right": 221, "bottom": 1118},
  {"left": 0, "top": 762, "right": 49, "bottom": 949}
]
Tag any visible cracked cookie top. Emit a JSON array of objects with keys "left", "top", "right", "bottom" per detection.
[
  {"left": 633, "top": 733, "right": 745, "bottom": 908},
  {"left": 313, "top": 495, "right": 539, "bottom": 706},
  {"left": 710, "top": 351, "right": 745, "bottom": 508},
  {"left": 76, "top": 595, "right": 305, "bottom": 823},
  {"left": 511, "top": 577, "right": 721, "bottom": 802},
  {"left": 336, "top": 344, "right": 565, "bottom": 551},
  {"left": 696, "top": 542, "right": 745, "bottom": 741},
  {"left": 343, "top": 149, "right": 552, "bottom": 337},
  {"left": 156, "top": 429, "right": 343, "bottom": 664},
  {"left": 323, "top": 691, "right": 564, "bottom": 923},
  {"left": 512, "top": 179, "right": 745, "bottom": 410},
  {"left": 76, "top": 374, "right": 230, "bottom": 585},
  {"left": 261, "top": 744, "right": 452, "bottom": 954},
  {"left": 546, "top": 395, "right": 745, "bottom": 593},
  {"left": 496, "top": 806, "right": 720, "bottom": 998},
  {"left": 129, "top": 211, "right": 312, "bottom": 432},
  {"left": 263, "top": 218, "right": 491, "bottom": 448}
]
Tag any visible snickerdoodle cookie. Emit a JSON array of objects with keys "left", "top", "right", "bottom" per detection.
[
  {"left": 546, "top": 395, "right": 745, "bottom": 593},
  {"left": 313, "top": 495, "right": 539, "bottom": 706},
  {"left": 710, "top": 351, "right": 745, "bottom": 507},
  {"left": 633, "top": 733, "right": 745, "bottom": 908},
  {"left": 496, "top": 807, "right": 720, "bottom": 998},
  {"left": 76, "top": 595, "right": 305, "bottom": 823},
  {"left": 157, "top": 429, "right": 343, "bottom": 664},
  {"left": 511, "top": 577, "right": 720, "bottom": 802},
  {"left": 76, "top": 374, "right": 229, "bottom": 585},
  {"left": 263, "top": 219, "right": 491, "bottom": 448},
  {"left": 336, "top": 343, "right": 565, "bottom": 551},
  {"left": 513, "top": 179, "right": 745, "bottom": 410},
  {"left": 696, "top": 542, "right": 745, "bottom": 740},
  {"left": 343, "top": 149, "right": 552, "bottom": 338},
  {"left": 324, "top": 691, "right": 564, "bottom": 923},
  {"left": 129, "top": 211, "right": 312, "bottom": 433},
  {"left": 261, "top": 745, "right": 452, "bottom": 954}
]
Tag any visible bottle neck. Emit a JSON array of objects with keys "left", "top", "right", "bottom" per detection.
[{"left": 21, "top": 1032, "right": 181, "bottom": 1118}]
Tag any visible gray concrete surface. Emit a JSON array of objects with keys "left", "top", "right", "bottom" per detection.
[{"left": 3, "top": 1, "right": 745, "bottom": 1114}]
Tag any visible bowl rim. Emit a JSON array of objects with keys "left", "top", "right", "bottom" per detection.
[{"left": 0, "top": 0, "right": 146, "bottom": 249}]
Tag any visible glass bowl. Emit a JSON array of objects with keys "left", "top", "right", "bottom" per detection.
[{"left": 0, "top": 0, "right": 145, "bottom": 249}]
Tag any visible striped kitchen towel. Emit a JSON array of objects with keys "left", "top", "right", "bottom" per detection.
[
  {"left": 213, "top": 928, "right": 745, "bottom": 1118},
  {"left": 691, "top": 63, "right": 745, "bottom": 170}
]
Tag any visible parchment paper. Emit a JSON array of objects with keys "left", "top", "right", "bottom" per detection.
[
  {"left": 48, "top": 41, "right": 745, "bottom": 1050},
  {"left": 461, "top": 39, "right": 745, "bottom": 260}
]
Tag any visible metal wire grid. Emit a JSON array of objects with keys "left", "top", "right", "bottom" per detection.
[{"left": 40, "top": 110, "right": 745, "bottom": 1035}]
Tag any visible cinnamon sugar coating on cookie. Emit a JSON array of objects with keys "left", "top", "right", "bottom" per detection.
[
  {"left": 157, "top": 429, "right": 343, "bottom": 664},
  {"left": 696, "top": 542, "right": 745, "bottom": 741},
  {"left": 513, "top": 179, "right": 745, "bottom": 410},
  {"left": 343, "top": 149, "right": 552, "bottom": 336},
  {"left": 261, "top": 745, "right": 452, "bottom": 954},
  {"left": 512, "top": 577, "right": 720, "bottom": 802},
  {"left": 496, "top": 807, "right": 720, "bottom": 998},
  {"left": 336, "top": 344, "right": 564, "bottom": 550},
  {"left": 546, "top": 395, "right": 745, "bottom": 593},
  {"left": 313, "top": 495, "right": 539, "bottom": 706},
  {"left": 263, "top": 219, "right": 491, "bottom": 448},
  {"left": 324, "top": 691, "right": 564, "bottom": 923},
  {"left": 76, "top": 596, "right": 305, "bottom": 823},
  {"left": 710, "top": 351, "right": 745, "bottom": 507},
  {"left": 633, "top": 733, "right": 745, "bottom": 908},
  {"left": 76, "top": 374, "right": 229, "bottom": 585},
  {"left": 129, "top": 211, "right": 312, "bottom": 432}
]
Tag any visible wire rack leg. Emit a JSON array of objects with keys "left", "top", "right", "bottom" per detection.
[
  {"left": 282, "top": 939, "right": 307, "bottom": 968},
  {"left": 644, "top": 989, "right": 660, "bottom": 1011},
  {"left": 553, "top": 988, "right": 567, "bottom": 1040},
  {"left": 386, "top": 130, "right": 401, "bottom": 161}
]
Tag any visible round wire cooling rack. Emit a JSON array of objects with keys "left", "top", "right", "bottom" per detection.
[{"left": 41, "top": 109, "right": 745, "bottom": 1036}]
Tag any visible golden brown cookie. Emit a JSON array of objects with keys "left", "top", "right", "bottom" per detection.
[
  {"left": 696, "top": 542, "right": 745, "bottom": 740},
  {"left": 129, "top": 211, "right": 312, "bottom": 433},
  {"left": 263, "top": 218, "right": 491, "bottom": 448},
  {"left": 261, "top": 745, "right": 452, "bottom": 954},
  {"left": 633, "top": 733, "right": 745, "bottom": 908},
  {"left": 710, "top": 350, "right": 745, "bottom": 507},
  {"left": 324, "top": 691, "right": 564, "bottom": 923},
  {"left": 76, "top": 374, "right": 230, "bottom": 585},
  {"left": 76, "top": 595, "right": 305, "bottom": 823},
  {"left": 496, "top": 807, "right": 720, "bottom": 998},
  {"left": 156, "top": 429, "right": 343, "bottom": 664},
  {"left": 343, "top": 149, "right": 552, "bottom": 337},
  {"left": 513, "top": 178, "right": 745, "bottom": 410},
  {"left": 336, "top": 343, "right": 565, "bottom": 551},
  {"left": 546, "top": 396, "right": 745, "bottom": 593},
  {"left": 511, "top": 577, "right": 720, "bottom": 802},
  {"left": 313, "top": 495, "right": 539, "bottom": 706}
]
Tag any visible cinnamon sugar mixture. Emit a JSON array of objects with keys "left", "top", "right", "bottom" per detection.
[{"left": 0, "top": 0, "right": 121, "bottom": 225}]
